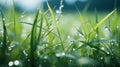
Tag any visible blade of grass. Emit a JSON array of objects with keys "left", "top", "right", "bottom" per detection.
[
  {"left": 44, "top": 15, "right": 53, "bottom": 44},
  {"left": 95, "top": 8, "right": 99, "bottom": 36},
  {"left": 30, "top": 9, "right": 39, "bottom": 67},
  {"left": 21, "top": 32, "right": 31, "bottom": 46},
  {"left": 20, "top": 22, "right": 43, "bottom": 28},
  {"left": 74, "top": 26, "right": 85, "bottom": 39},
  {"left": 46, "top": 1, "right": 64, "bottom": 51},
  {"left": 36, "top": 14, "right": 43, "bottom": 45},
  {"left": 76, "top": 6, "right": 88, "bottom": 41},
  {"left": 82, "top": 1, "right": 90, "bottom": 14},
  {"left": 89, "top": 9, "right": 116, "bottom": 39},
  {"left": 0, "top": 7, "right": 7, "bottom": 64},
  {"left": 79, "top": 14, "right": 87, "bottom": 41},
  {"left": 75, "top": 40, "right": 109, "bottom": 55},
  {"left": 111, "top": 9, "right": 118, "bottom": 32}
]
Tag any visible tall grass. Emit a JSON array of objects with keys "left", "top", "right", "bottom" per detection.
[
  {"left": 0, "top": 1, "right": 120, "bottom": 67},
  {"left": 30, "top": 8, "right": 39, "bottom": 67},
  {"left": 46, "top": 1, "right": 64, "bottom": 51},
  {"left": 0, "top": 7, "right": 7, "bottom": 65}
]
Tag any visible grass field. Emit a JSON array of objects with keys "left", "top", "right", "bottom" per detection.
[{"left": 0, "top": 1, "right": 120, "bottom": 67}]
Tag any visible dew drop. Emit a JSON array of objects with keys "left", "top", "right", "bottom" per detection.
[
  {"left": 56, "top": 52, "right": 65, "bottom": 57},
  {"left": 8, "top": 47, "right": 12, "bottom": 51},
  {"left": 95, "top": 33, "right": 98, "bottom": 38},
  {"left": 0, "top": 42, "right": 3, "bottom": 47},
  {"left": 107, "top": 52, "right": 110, "bottom": 54},
  {"left": 79, "top": 34, "right": 83, "bottom": 37},
  {"left": 23, "top": 50, "right": 28, "bottom": 56},
  {"left": 44, "top": 56, "right": 48, "bottom": 59},
  {"left": 27, "top": 59, "right": 30, "bottom": 62},
  {"left": 100, "top": 57, "right": 103, "bottom": 60},
  {"left": 2, "top": 18, "right": 5, "bottom": 21},
  {"left": 56, "top": 10, "right": 62, "bottom": 14},
  {"left": 69, "top": 59, "right": 72, "bottom": 63},
  {"left": 101, "top": 47, "right": 105, "bottom": 50},
  {"left": 72, "top": 48, "right": 76, "bottom": 51},
  {"left": 5, "top": 23, "right": 10, "bottom": 26},
  {"left": 59, "top": 5, "right": 64, "bottom": 10},
  {"left": 45, "top": 44, "right": 48, "bottom": 47},
  {"left": 105, "top": 27, "right": 109, "bottom": 31},
  {"left": 21, "top": 15, "right": 24, "bottom": 18},
  {"left": 78, "top": 44, "right": 82, "bottom": 47},
  {"left": 8, "top": 41, "right": 18, "bottom": 51},
  {"left": 61, "top": 5, "right": 64, "bottom": 8},
  {"left": 58, "top": 44, "right": 61, "bottom": 46},
  {"left": 117, "top": 26, "right": 120, "bottom": 29},
  {"left": 67, "top": 35, "right": 71, "bottom": 39},
  {"left": 111, "top": 42, "right": 114, "bottom": 45},
  {"left": 14, "top": 60, "right": 20, "bottom": 65},
  {"left": 8, "top": 61, "right": 13, "bottom": 66}
]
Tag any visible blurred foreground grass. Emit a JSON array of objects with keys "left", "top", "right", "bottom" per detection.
[{"left": 0, "top": 2, "right": 120, "bottom": 67}]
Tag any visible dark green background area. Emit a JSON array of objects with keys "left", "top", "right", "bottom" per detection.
[{"left": 43, "top": 0, "right": 120, "bottom": 11}]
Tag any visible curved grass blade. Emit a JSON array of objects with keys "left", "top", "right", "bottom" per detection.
[
  {"left": 76, "top": 6, "right": 88, "bottom": 41},
  {"left": 30, "top": 9, "right": 39, "bottom": 67},
  {"left": 20, "top": 22, "right": 41, "bottom": 28},
  {"left": 95, "top": 8, "right": 99, "bottom": 36},
  {"left": 0, "top": 7, "right": 7, "bottom": 64},
  {"left": 79, "top": 14, "right": 88, "bottom": 41},
  {"left": 44, "top": 15, "right": 53, "bottom": 44},
  {"left": 36, "top": 14, "right": 43, "bottom": 45},
  {"left": 89, "top": 9, "right": 116, "bottom": 39},
  {"left": 46, "top": 1, "right": 64, "bottom": 51},
  {"left": 82, "top": 1, "right": 90, "bottom": 14}
]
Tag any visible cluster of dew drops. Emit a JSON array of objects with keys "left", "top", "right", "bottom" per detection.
[{"left": 55, "top": 0, "right": 64, "bottom": 23}]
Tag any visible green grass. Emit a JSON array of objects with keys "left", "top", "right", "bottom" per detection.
[
  {"left": 0, "top": 1, "right": 120, "bottom": 67},
  {"left": 0, "top": 7, "right": 7, "bottom": 65}
]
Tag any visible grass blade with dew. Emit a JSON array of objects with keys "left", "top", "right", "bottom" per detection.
[
  {"left": 89, "top": 9, "right": 116, "bottom": 40},
  {"left": 79, "top": 14, "right": 88, "bottom": 41},
  {"left": 30, "top": 9, "right": 39, "bottom": 67},
  {"left": 94, "top": 8, "right": 100, "bottom": 40},
  {"left": 0, "top": 7, "right": 7, "bottom": 64},
  {"left": 46, "top": 0, "right": 64, "bottom": 51},
  {"left": 75, "top": 6, "right": 88, "bottom": 41},
  {"left": 44, "top": 15, "right": 53, "bottom": 44}
]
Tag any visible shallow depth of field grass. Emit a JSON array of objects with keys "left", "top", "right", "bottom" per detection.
[{"left": 0, "top": 1, "right": 120, "bottom": 67}]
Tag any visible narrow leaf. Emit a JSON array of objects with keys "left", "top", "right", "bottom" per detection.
[{"left": 89, "top": 9, "right": 116, "bottom": 38}]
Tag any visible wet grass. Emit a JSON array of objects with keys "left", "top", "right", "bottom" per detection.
[{"left": 0, "top": 1, "right": 120, "bottom": 67}]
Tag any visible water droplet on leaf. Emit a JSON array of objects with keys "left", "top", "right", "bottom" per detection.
[
  {"left": 8, "top": 61, "right": 13, "bottom": 66},
  {"left": 14, "top": 60, "right": 20, "bottom": 65},
  {"left": 56, "top": 52, "right": 65, "bottom": 57}
]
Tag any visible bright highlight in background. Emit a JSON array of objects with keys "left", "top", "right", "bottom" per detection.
[
  {"left": 15, "top": 0, "right": 44, "bottom": 11},
  {"left": 65, "top": 0, "right": 87, "bottom": 5},
  {"left": 0, "top": 0, "right": 44, "bottom": 11},
  {"left": 0, "top": 0, "right": 87, "bottom": 11}
]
